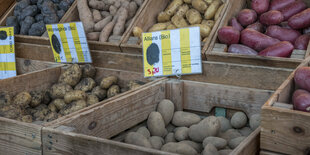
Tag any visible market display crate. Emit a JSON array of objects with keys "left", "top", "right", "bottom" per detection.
[
  {"left": 0, "top": 0, "right": 77, "bottom": 45},
  {"left": 260, "top": 56, "right": 310, "bottom": 155},
  {"left": 0, "top": 64, "right": 162, "bottom": 155},
  {"left": 120, "top": 0, "right": 229, "bottom": 58},
  {"left": 42, "top": 78, "right": 270, "bottom": 154},
  {"left": 0, "top": 0, "right": 14, "bottom": 19},
  {"left": 15, "top": 58, "right": 63, "bottom": 76},
  {"left": 206, "top": 0, "right": 310, "bottom": 69}
]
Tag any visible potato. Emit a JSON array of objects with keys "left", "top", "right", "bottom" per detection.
[
  {"left": 295, "top": 68, "right": 310, "bottom": 92},
  {"left": 100, "top": 76, "right": 118, "bottom": 89},
  {"left": 157, "top": 99, "right": 174, "bottom": 126},
  {"left": 171, "top": 15, "right": 189, "bottom": 28},
  {"left": 77, "top": 0, "right": 95, "bottom": 33},
  {"left": 128, "top": 80, "right": 143, "bottom": 90},
  {"left": 89, "top": 0, "right": 106, "bottom": 10},
  {"left": 125, "top": 132, "right": 152, "bottom": 148},
  {"left": 202, "top": 143, "right": 218, "bottom": 155},
  {"left": 107, "top": 85, "right": 120, "bottom": 98},
  {"left": 165, "top": 0, "right": 184, "bottom": 16},
  {"left": 128, "top": 1, "right": 138, "bottom": 18},
  {"left": 228, "top": 136, "right": 246, "bottom": 149},
  {"left": 259, "top": 41, "right": 294, "bottom": 58},
  {"left": 246, "top": 22, "right": 264, "bottom": 33},
  {"left": 229, "top": 17, "right": 243, "bottom": 32},
  {"left": 204, "top": 0, "right": 222, "bottom": 20},
  {"left": 69, "top": 100, "right": 87, "bottom": 113},
  {"left": 179, "top": 140, "right": 203, "bottom": 153},
  {"left": 218, "top": 26, "right": 240, "bottom": 45},
  {"left": 288, "top": 8, "right": 310, "bottom": 30},
  {"left": 240, "top": 28, "right": 280, "bottom": 51},
  {"left": 51, "top": 99, "right": 66, "bottom": 110},
  {"left": 219, "top": 149, "right": 233, "bottom": 155},
  {"left": 265, "top": 25, "right": 301, "bottom": 44},
  {"left": 91, "top": 86, "right": 107, "bottom": 100},
  {"left": 192, "top": 24, "right": 211, "bottom": 38},
  {"left": 74, "top": 78, "right": 96, "bottom": 92},
  {"left": 133, "top": 26, "right": 143, "bottom": 41},
  {"left": 161, "top": 142, "right": 197, "bottom": 155},
  {"left": 165, "top": 132, "right": 176, "bottom": 143},
  {"left": 166, "top": 23, "right": 177, "bottom": 30},
  {"left": 174, "top": 127, "right": 189, "bottom": 141},
  {"left": 0, "top": 93, "right": 11, "bottom": 107},
  {"left": 202, "top": 20, "right": 215, "bottom": 29},
  {"left": 228, "top": 44, "right": 258, "bottom": 55},
  {"left": 175, "top": 4, "right": 189, "bottom": 17},
  {"left": 136, "top": 126, "right": 151, "bottom": 138},
  {"left": 203, "top": 137, "right": 227, "bottom": 150},
  {"left": 238, "top": 127, "right": 253, "bottom": 136},
  {"left": 64, "top": 90, "right": 87, "bottom": 104},
  {"left": 82, "top": 64, "right": 96, "bottom": 78},
  {"left": 295, "top": 34, "right": 310, "bottom": 50},
  {"left": 21, "top": 115, "right": 33, "bottom": 123},
  {"left": 280, "top": 1, "right": 307, "bottom": 20},
  {"left": 94, "top": 16, "right": 113, "bottom": 32},
  {"left": 13, "top": 92, "right": 32, "bottom": 107},
  {"left": 184, "top": 0, "right": 192, "bottom": 4},
  {"left": 260, "top": 10, "right": 284, "bottom": 26},
  {"left": 251, "top": 0, "right": 269, "bottom": 14},
  {"left": 48, "top": 102, "right": 58, "bottom": 112},
  {"left": 50, "top": 83, "right": 73, "bottom": 99},
  {"left": 149, "top": 136, "right": 164, "bottom": 149},
  {"left": 44, "top": 112, "right": 58, "bottom": 122},
  {"left": 219, "top": 129, "right": 242, "bottom": 141},
  {"left": 217, "top": 116, "right": 232, "bottom": 132},
  {"left": 172, "top": 111, "right": 201, "bottom": 127},
  {"left": 147, "top": 112, "right": 167, "bottom": 137},
  {"left": 188, "top": 116, "right": 220, "bottom": 142},
  {"left": 230, "top": 112, "right": 247, "bottom": 129},
  {"left": 270, "top": 0, "right": 294, "bottom": 11},
  {"left": 214, "top": 4, "right": 224, "bottom": 21},
  {"left": 293, "top": 89, "right": 310, "bottom": 112},
  {"left": 192, "top": 0, "right": 208, "bottom": 13},
  {"left": 237, "top": 9, "right": 257, "bottom": 26},
  {"left": 157, "top": 12, "right": 171, "bottom": 23},
  {"left": 249, "top": 114, "right": 261, "bottom": 130},
  {"left": 87, "top": 32, "right": 100, "bottom": 41},
  {"left": 86, "top": 94, "right": 99, "bottom": 105},
  {"left": 113, "top": 7, "right": 128, "bottom": 36},
  {"left": 186, "top": 9, "right": 202, "bottom": 25},
  {"left": 29, "top": 91, "right": 43, "bottom": 108},
  {"left": 59, "top": 64, "right": 82, "bottom": 87},
  {"left": 149, "top": 22, "right": 169, "bottom": 32},
  {"left": 166, "top": 124, "right": 176, "bottom": 132},
  {"left": 92, "top": 9, "right": 102, "bottom": 23}
]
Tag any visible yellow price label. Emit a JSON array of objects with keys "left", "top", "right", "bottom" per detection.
[{"left": 0, "top": 26, "right": 16, "bottom": 79}]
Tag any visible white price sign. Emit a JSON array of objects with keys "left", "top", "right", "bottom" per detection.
[{"left": 0, "top": 26, "right": 16, "bottom": 79}]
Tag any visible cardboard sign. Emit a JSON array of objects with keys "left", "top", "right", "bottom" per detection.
[
  {"left": 46, "top": 22, "right": 92, "bottom": 63},
  {"left": 0, "top": 27, "right": 16, "bottom": 79},
  {"left": 142, "top": 27, "right": 202, "bottom": 77}
]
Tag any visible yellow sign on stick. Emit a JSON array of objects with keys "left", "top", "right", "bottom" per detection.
[
  {"left": 0, "top": 26, "right": 16, "bottom": 79},
  {"left": 46, "top": 22, "right": 92, "bottom": 63},
  {"left": 142, "top": 27, "right": 202, "bottom": 77}
]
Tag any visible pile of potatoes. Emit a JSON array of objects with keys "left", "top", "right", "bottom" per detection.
[
  {"left": 0, "top": 64, "right": 143, "bottom": 123},
  {"left": 6, "top": 0, "right": 75, "bottom": 36},
  {"left": 123, "top": 99, "right": 261, "bottom": 155},
  {"left": 132, "top": 0, "right": 225, "bottom": 44},
  {"left": 78, "top": 0, "right": 144, "bottom": 43}
]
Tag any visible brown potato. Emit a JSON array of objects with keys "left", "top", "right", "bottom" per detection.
[
  {"left": 147, "top": 112, "right": 167, "bottom": 137},
  {"left": 13, "top": 92, "right": 32, "bottom": 107},
  {"left": 64, "top": 90, "right": 87, "bottom": 104},
  {"left": 166, "top": 23, "right": 177, "bottom": 30},
  {"left": 125, "top": 132, "right": 152, "bottom": 148},
  {"left": 74, "top": 78, "right": 96, "bottom": 92},
  {"left": 44, "top": 112, "right": 58, "bottom": 122},
  {"left": 201, "top": 20, "right": 215, "bottom": 28},
  {"left": 29, "top": 91, "right": 43, "bottom": 108},
  {"left": 161, "top": 142, "right": 197, "bottom": 155},
  {"left": 50, "top": 83, "right": 73, "bottom": 99},
  {"left": 204, "top": 0, "right": 222, "bottom": 20},
  {"left": 148, "top": 22, "right": 170, "bottom": 32},
  {"left": 192, "top": 0, "right": 208, "bottom": 13},
  {"left": 175, "top": 4, "right": 189, "bottom": 17},
  {"left": 186, "top": 9, "right": 202, "bottom": 25},
  {"left": 157, "top": 99, "right": 175, "bottom": 125},
  {"left": 157, "top": 12, "right": 171, "bottom": 23},
  {"left": 87, "top": 94, "right": 99, "bottom": 105},
  {"left": 171, "top": 15, "right": 189, "bottom": 28},
  {"left": 100, "top": 76, "right": 118, "bottom": 89},
  {"left": 58, "top": 64, "right": 82, "bottom": 87},
  {"left": 192, "top": 24, "right": 211, "bottom": 38},
  {"left": 52, "top": 99, "right": 66, "bottom": 110},
  {"left": 21, "top": 115, "right": 33, "bottom": 123},
  {"left": 188, "top": 116, "right": 220, "bottom": 142},
  {"left": 82, "top": 64, "right": 96, "bottom": 78},
  {"left": 91, "top": 86, "right": 107, "bottom": 100},
  {"left": 165, "top": 0, "right": 184, "bottom": 16},
  {"left": 107, "top": 85, "right": 120, "bottom": 98},
  {"left": 0, "top": 92, "right": 11, "bottom": 107},
  {"left": 48, "top": 102, "right": 58, "bottom": 112}
]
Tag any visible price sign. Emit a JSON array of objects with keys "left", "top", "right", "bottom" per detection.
[
  {"left": 46, "top": 22, "right": 92, "bottom": 63},
  {"left": 0, "top": 27, "right": 16, "bottom": 79},
  {"left": 142, "top": 27, "right": 202, "bottom": 77}
]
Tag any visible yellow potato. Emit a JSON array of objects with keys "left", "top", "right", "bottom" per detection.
[
  {"left": 148, "top": 23, "right": 170, "bottom": 32},
  {"left": 48, "top": 102, "right": 58, "bottom": 112},
  {"left": 58, "top": 64, "right": 82, "bottom": 87},
  {"left": 186, "top": 9, "right": 202, "bottom": 25},
  {"left": 192, "top": 0, "right": 208, "bottom": 13},
  {"left": 215, "top": 4, "right": 224, "bottom": 21},
  {"left": 175, "top": 4, "right": 189, "bottom": 17},
  {"left": 157, "top": 12, "right": 171, "bottom": 22},
  {"left": 13, "top": 92, "right": 32, "bottom": 107},
  {"left": 64, "top": 90, "right": 87, "bottom": 104},
  {"left": 52, "top": 99, "right": 66, "bottom": 110},
  {"left": 74, "top": 77, "right": 96, "bottom": 92},
  {"left": 164, "top": 0, "right": 184, "bottom": 16},
  {"left": 21, "top": 115, "right": 33, "bottom": 123},
  {"left": 201, "top": 20, "right": 215, "bottom": 28},
  {"left": 204, "top": 0, "right": 214, "bottom": 4},
  {"left": 171, "top": 15, "right": 189, "bottom": 28},
  {"left": 184, "top": 0, "right": 192, "bottom": 4},
  {"left": 100, "top": 76, "right": 118, "bottom": 89},
  {"left": 192, "top": 24, "right": 211, "bottom": 38},
  {"left": 91, "top": 86, "right": 107, "bottom": 100},
  {"left": 50, "top": 83, "right": 73, "bottom": 99},
  {"left": 29, "top": 91, "right": 43, "bottom": 108},
  {"left": 204, "top": 0, "right": 223, "bottom": 20},
  {"left": 202, "top": 37, "right": 208, "bottom": 42},
  {"left": 87, "top": 94, "right": 99, "bottom": 105},
  {"left": 166, "top": 23, "right": 177, "bottom": 30},
  {"left": 107, "top": 85, "right": 120, "bottom": 98},
  {"left": 133, "top": 26, "right": 143, "bottom": 39}
]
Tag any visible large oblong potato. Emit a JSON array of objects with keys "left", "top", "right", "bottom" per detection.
[
  {"left": 171, "top": 15, "right": 189, "bottom": 28},
  {"left": 204, "top": 0, "right": 222, "bottom": 20},
  {"left": 161, "top": 142, "right": 197, "bottom": 155},
  {"left": 50, "top": 83, "right": 73, "bottom": 99},
  {"left": 86, "top": 94, "right": 99, "bottom": 105},
  {"left": 91, "top": 86, "right": 107, "bottom": 100},
  {"left": 175, "top": 4, "right": 189, "bottom": 17},
  {"left": 157, "top": 99, "right": 174, "bottom": 125},
  {"left": 125, "top": 132, "right": 152, "bottom": 148},
  {"left": 100, "top": 76, "right": 118, "bottom": 89},
  {"left": 107, "top": 85, "right": 120, "bottom": 98},
  {"left": 147, "top": 111, "right": 167, "bottom": 137},
  {"left": 64, "top": 90, "right": 87, "bottom": 104},
  {"left": 13, "top": 92, "right": 32, "bottom": 107},
  {"left": 148, "top": 22, "right": 170, "bottom": 32},
  {"left": 74, "top": 78, "right": 96, "bottom": 92},
  {"left": 192, "top": 24, "right": 211, "bottom": 38},
  {"left": 157, "top": 12, "right": 171, "bottom": 23},
  {"left": 186, "top": 9, "right": 202, "bottom": 25},
  {"left": 192, "top": 0, "right": 208, "bottom": 13},
  {"left": 58, "top": 64, "right": 82, "bottom": 87},
  {"left": 164, "top": 0, "right": 184, "bottom": 16}
]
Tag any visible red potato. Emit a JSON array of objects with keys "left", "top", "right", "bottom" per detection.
[
  {"left": 295, "top": 67, "right": 310, "bottom": 92},
  {"left": 293, "top": 89, "right": 310, "bottom": 112},
  {"left": 230, "top": 17, "right": 243, "bottom": 32},
  {"left": 237, "top": 9, "right": 257, "bottom": 26},
  {"left": 251, "top": 0, "right": 269, "bottom": 14},
  {"left": 258, "top": 41, "right": 294, "bottom": 57},
  {"left": 295, "top": 34, "right": 310, "bottom": 50},
  {"left": 218, "top": 26, "right": 240, "bottom": 45},
  {"left": 228, "top": 44, "right": 258, "bottom": 55},
  {"left": 265, "top": 25, "right": 301, "bottom": 44},
  {"left": 269, "top": 0, "right": 295, "bottom": 11},
  {"left": 288, "top": 8, "right": 310, "bottom": 30},
  {"left": 260, "top": 10, "right": 284, "bottom": 25},
  {"left": 246, "top": 22, "right": 264, "bottom": 32},
  {"left": 240, "top": 28, "right": 280, "bottom": 51},
  {"left": 280, "top": 0, "right": 307, "bottom": 20}
]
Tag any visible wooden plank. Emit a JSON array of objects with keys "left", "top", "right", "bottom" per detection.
[
  {"left": 42, "top": 127, "right": 176, "bottom": 155},
  {"left": 260, "top": 150, "right": 286, "bottom": 155},
  {"left": 0, "top": 0, "right": 14, "bottom": 19},
  {"left": 165, "top": 79, "right": 184, "bottom": 111},
  {"left": 16, "top": 58, "right": 63, "bottom": 75},
  {"left": 182, "top": 81, "right": 273, "bottom": 117},
  {"left": 231, "top": 127, "right": 260, "bottom": 155}
]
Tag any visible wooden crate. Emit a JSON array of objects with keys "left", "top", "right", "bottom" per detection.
[
  {"left": 119, "top": 0, "right": 229, "bottom": 58},
  {"left": 260, "top": 56, "right": 310, "bottom": 155},
  {"left": 205, "top": 0, "right": 310, "bottom": 69},
  {"left": 42, "top": 79, "right": 267, "bottom": 154},
  {"left": 0, "top": 64, "right": 163, "bottom": 155},
  {"left": 0, "top": 0, "right": 14, "bottom": 19},
  {"left": 15, "top": 42, "right": 294, "bottom": 90}
]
